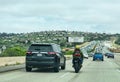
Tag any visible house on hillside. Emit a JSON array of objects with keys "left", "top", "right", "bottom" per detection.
[{"left": 2, "top": 45, "right": 6, "bottom": 52}]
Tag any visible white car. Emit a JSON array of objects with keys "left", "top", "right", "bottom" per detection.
[{"left": 81, "top": 48, "right": 89, "bottom": 59}]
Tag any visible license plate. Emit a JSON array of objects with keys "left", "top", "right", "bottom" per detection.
[{"left": 37, "top": 54, "right": 42, "bottom": 56}]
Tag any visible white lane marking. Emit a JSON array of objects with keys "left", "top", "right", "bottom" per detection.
[{"left": 59, "top": 73, "right": 69, "bottom": 78}]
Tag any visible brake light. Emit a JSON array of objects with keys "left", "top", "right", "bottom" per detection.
[
  {"left": 26, "top": 51, "right": 32, "bottom": 55},
  {"left": 48, "top": 52, "right": 56, "bottom": 55}
]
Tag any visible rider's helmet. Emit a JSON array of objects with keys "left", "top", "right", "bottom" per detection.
[{"left": 75, "top": 45, "right": 80, "bottom": 49}]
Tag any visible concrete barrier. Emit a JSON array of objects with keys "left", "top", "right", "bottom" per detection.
[{"left": 0, "top": 56, "right": 25, "bottom": 67}]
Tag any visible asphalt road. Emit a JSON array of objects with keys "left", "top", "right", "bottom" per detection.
[{"left": 0, "top": 56, "right": 120, "bottom": 82}]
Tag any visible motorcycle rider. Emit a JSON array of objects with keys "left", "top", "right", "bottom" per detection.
[{"left": 72, "top": 46, "right": 84, "bottom": 67}]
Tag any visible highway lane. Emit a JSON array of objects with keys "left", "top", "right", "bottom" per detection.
[{"left": 0, "top": 57, "right": 120, "bottom": 82}]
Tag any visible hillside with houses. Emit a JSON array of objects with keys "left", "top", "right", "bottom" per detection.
[{"left": 0, "top": 31, "right": 119, "bottom": 56}]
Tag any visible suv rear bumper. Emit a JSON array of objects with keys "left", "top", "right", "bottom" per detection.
[
  {"left": 26, "top": 61, "right": 56, "bottom": 68},
  {"left": 108, "top": 56, "right": 114, "bottom": 58},
  {"left": 26, "top": 57, "right": 59, "bottom": 68},
  {"left": 93, "top": 57, "right": 103, "bottom": 60}
]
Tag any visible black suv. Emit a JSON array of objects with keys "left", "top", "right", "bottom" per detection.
[{"left": 26, "top": 43, "right": 66, "bottom": 72}]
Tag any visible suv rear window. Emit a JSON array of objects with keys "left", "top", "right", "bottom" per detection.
[{"left": 29, "top": 44, "right": 53, "bottom": 52}]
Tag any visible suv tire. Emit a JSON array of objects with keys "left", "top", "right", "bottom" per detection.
[
  {"left": 26, "top": 66, "right": 32, "bottom": 72},
  {"left": 54, "top": 66, "right": 59, "bottom": 72},
  {"left": 61, "top": 60, "right": 66, "bottom": 70}
]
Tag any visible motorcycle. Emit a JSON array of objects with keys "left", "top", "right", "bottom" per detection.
[{"left": 73, "top": 53, "right": 83, "bottom": 73}]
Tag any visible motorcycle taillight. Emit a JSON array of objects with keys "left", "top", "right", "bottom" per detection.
[{"left": 74, "top": 54, "right": 81, "bottom": 57}]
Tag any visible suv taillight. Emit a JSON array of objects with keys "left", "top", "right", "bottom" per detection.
[{"left": 26, "top": 51, "right": 32, "bottom": 55}]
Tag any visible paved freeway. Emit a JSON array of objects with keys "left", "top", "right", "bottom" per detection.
[{"left": 0, "top": 56, "right": 120, "bottom": 82}]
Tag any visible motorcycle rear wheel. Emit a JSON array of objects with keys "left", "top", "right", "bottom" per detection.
[{"left": 74, "top": 63, "right": 80, "bottom": 73}]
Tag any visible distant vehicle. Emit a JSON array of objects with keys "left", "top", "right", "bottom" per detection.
[
  {"left": 83, "top": 53, "right": 89, "bottom": 59},
  {"left": 81, "top": 49, "right": 88, "bottom": 59},
  {"left": 72, "top": 48, "right": 83, "bottom": 73},
  {"left": 105, "top": 53, "right": 109, "bottom": 56},
  {"left": 93, "top": 53, "right": 104, "bottom": 61},
  {"left": 88, "top": 52, "right": 94, "bottom": 57},
  {"left": 26, "top": 43, "right": 66, "bottom": 72},
  {"left": 107, "top": 53, "right": 114, "bottom": 58}
]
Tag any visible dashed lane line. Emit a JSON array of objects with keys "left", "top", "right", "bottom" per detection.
[{"left": 58, "top": 73, "right": 70, "bottom": 78}]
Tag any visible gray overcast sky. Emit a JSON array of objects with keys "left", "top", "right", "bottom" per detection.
[{"left": 0, "top": 0, "right": 120, "bottom": 33}]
